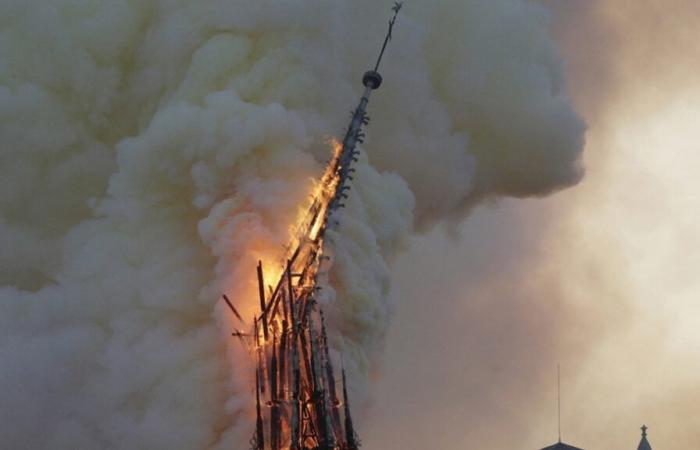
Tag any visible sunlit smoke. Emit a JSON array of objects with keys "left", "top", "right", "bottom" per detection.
[{"left": 363, "top": 2, "right": 700, "bottom": 449}]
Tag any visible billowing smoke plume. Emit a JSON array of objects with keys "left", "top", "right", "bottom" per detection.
[{"left": 0, "top": 0, "right": 583, "bottom": 448}]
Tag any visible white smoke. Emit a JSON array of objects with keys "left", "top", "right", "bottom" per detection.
[{"left": 0, "top": 0, "right": 584, "bottom": 448}]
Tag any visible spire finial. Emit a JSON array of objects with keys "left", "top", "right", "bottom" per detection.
[
  {"left": 641, "top": 425, "right": 648, "bottom": 437},
  {"left": 557, "top": 364, "right": 562, "bottom": 443},
  {"left": 373, "top": 2, "right": 404, "bottom": 72}
]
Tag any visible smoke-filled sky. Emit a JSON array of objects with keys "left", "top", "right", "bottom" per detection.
[
  {"left": 364, "top": 1, "right": 700, "bottom": 449},
  {"left": 1, "top": 0, "right": 698, "bottom": 449}
]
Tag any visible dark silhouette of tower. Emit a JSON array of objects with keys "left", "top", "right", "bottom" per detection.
[
  {"left": 540, "top": 366, "right": 584, "bottom": 450},
  {"left": 637, "top": 425, "right": 653, "bottom": 450},
  {"left": 540, "top": 443, "right": 584, "bottom": 450},
  {"left": 223, "top": 4, "right": 403, "bottom": 450}
]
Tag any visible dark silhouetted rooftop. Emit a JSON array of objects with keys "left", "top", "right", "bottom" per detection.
[{"left": 540, "top": 442, "right": 585, "bottom": 450}]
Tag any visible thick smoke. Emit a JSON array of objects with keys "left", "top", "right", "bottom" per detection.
[
  {"left": 367, "top": 2, "right": 700, "bottom": 449},
  {"left": 0, "top": 1, "right": 583, "bottom": 448}
]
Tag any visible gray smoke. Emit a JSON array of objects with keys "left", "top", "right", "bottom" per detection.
[{"left": 0, "top": 1, "right": 583, "bottom": 448}]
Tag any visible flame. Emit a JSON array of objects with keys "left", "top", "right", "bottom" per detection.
[
  {"left": 288, "top": 138, "right": 343, "bottom": 252},
  {"left": 235, "top": 137, "right": 351, "bottom": 450},
  {"left": 231, "top": 138, "right": 342, "bottom": 331}
]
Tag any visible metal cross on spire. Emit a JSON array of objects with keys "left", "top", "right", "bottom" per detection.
[{"left": 374, "top": 2, "right": 404, "bottom": 72}]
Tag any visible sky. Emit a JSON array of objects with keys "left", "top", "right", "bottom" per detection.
[{"left": 363, "top": 1, "right": 700, "bottom": 449}]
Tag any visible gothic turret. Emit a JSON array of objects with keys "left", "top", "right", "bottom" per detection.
[{"left": 637, "top": 425, "right": 653, "bottom": 450}]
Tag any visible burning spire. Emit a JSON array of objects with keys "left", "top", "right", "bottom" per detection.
[{"left": 223, "top": 3, "right": 403, "bottom": 449}]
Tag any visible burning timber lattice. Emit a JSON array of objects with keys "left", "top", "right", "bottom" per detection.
[{"left": 221, "top": 4, "right": 403, "bottom": 450}]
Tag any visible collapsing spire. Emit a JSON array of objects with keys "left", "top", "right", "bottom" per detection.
[{"left": 223, "top": 4, "right": 403, "bottom": 450}]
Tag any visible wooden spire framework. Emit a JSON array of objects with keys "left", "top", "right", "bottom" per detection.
[{"left": 224, "top": 4, "right": 403, "bottom": 449}]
